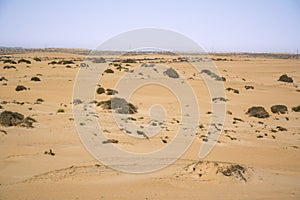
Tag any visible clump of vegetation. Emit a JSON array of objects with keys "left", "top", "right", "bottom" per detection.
[
  {"left": 57, "top": 60, "right": 75, "bottom": 65},
  {"left": 3, "top": 65, "right": 16, "bottom": 69},
  {"left": 15, "top": 85, "right": 27, "bottom": 91},
  {"left": 246, "top": 106, "right": 269, "bottom": 118},
  {"left": 48, "top": 61, "right": 57, "bottom": 65},
  {"left": 122, "top": 59, "right": 136, "bottom": 63},
  {"left": 96, "top": 86, "right": 105, "bottom": 94},
  {"left": 278, "top": 74, "right": 293, "bottom": 83},
  {"left": 3, "top": 59, "right": 17, "bottom": 64},
  {"left": 57, "top": 108, "right": 65, "bottom": 113},
  {"left": 18, "top": 59, "right": 31, "bottom": 64},
  {"left": 270, "top": 105, "right": 288, "bottom": 114},
  {"left": 292, "top": 105, "right": 300, "bottom": 112},
  {"left": 31, "top": 76, "right": 41, "bottom": 81},
  {"left": 36, "top": 98, "right": 44, "bottom": 104},
  {"left": 33, "top": 57, "right": 41, "bottom": 62},
  {"left": 65, "top": 65, "right": 72, "bottom": 68},
  {"left": 92, "top": 57, "right": 106, "bottom": 63},
  {"left": 104, "top": 68, "right": 114, "bottom": 73},
  {"left": 97, "top": 97, "right": 137, "bottom": 114},
  {"left": 0, "top": 110, "right": 36, "bottom": 127}
]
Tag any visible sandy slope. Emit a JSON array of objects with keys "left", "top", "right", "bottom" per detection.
[{"left": 0, "top": 52, "right": 299, "bottom": 199}]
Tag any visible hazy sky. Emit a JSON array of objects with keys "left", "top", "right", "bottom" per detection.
[{"left": 0, "top": 0, "right": 299, "bottom": 52}]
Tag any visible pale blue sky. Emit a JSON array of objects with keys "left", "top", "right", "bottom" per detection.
[{"left": 0, "top": 0, "right": 299, "bottom": 52}]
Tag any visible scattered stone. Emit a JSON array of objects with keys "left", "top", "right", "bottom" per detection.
[
  {"left": 73, "top": 99, "right": 83, "bottom": 105},
  {"left": 292, "top": 105, "right": 300, "bottom": 112},
  {"left": 15, "top": 85, "right": 27, "bottom": 91},
  {"left": 233, "top": 117, "right": 244, "bottom": 122},
  {"left": 212, "top": 97, "right": 228, "bottom": 102},
  {"left": 137, "top": 130, "right": 149, "bottom": 139},
  {"left": 276, "top": 126, "right": 287, "bottom": 131},
  {"left": 106, "top": 88, "right": 118, "bottom": 95},
  {"left": 0, "top": 129, "right": 7, "bottom": 135},
  {"left": 246, "top": 106, "right": 269, "bottom": 118},
  {"left": 278, "top": 74, "right": 293, "bottom": 83},
  {"left": 0, "top": 76, "right": 8, "bottom": 81},
  {"left": 161, "top": 139, "right": 167, "bottom": 143},
  {"left": 44, "top": 149, "right": 55, "bottom": 156},
  {"left": 31, "top": 76, "right": 41, "bottom": 81},
  {"left": 226, "top": 111, "right": 232, "bottom": 115},
  {"left": 271, "top": 129, "right": 277, "bottom": 133},
  {"left": 102, "top": 139, "right": 119, "bottom": 144},
  {"left": 271, "top": 105, "right": 288, "bottom": 114},
  {"left": 245, "top": 85, "right": 254, "bottom": 90},
  {"left": 200, "top": 69, "right": 226, "bottom": 81},
  {"left": 226, "top": 87, "right": 239, "bottom": 94}
]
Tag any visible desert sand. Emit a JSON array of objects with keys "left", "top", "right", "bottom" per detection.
[{"left": 0, "top": 50, "right": 299, "bottom": 199}]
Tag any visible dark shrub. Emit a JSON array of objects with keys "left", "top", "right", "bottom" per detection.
[
  {"left": 97, "top": 97, "right": 137, "bottom": 114},
  {"left": 96, "top": 87, "right": 105, "bottom": 94},
  {"left": 15, "top": 85, "right": 27, "bottom": 91},
  {"left": 270, "top": 105, "right": 288, "bottom": 114},
  {"left": 246, "top": 106, "right": 269, "bottom": 118},
  {"left": 31, "top": 77, "right": 41, "bottom": 81},
  {"left": 48, "top": 61, "right": 57, "bottom": 65},
  {"left": 33, "top": 57, "right": 41, "bottom": 62},
  {"left": 3, "top": 65, "right": 16, "bottom": 69},
  {"left": 292, "top": 105, "right": 300, "bottom": 112},
  {"left": 278, "top": 74, "right": 293, "bottom": 83},
  {"left": 3, "top": 59, "right": 17, "bottom": 64},
  {"left": 57, "top": 60, "right": 75, "bottom": 65},
  {"left": 122, "top": 59, "right": 136, "bottom": 63},
  {"left": 104, "top": 69, "right": 114, "bottom": 73},
  {"left": 0, "top": 110, "right": 36, "bottom": 127},
  {"left": 92, "top": 57, "right": 106, "bottom": 63},
  {"left": 18, "top": 59, "right": 31, "bottom": 64}
]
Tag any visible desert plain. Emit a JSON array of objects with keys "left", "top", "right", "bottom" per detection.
[{"left": 0, "top": 49, "right": 299, "bottom": 199}]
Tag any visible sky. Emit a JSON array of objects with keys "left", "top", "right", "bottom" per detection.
[{"left": 0, "top": 0, "right": 299, "bottom": 52}]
